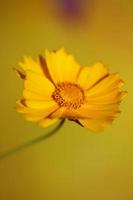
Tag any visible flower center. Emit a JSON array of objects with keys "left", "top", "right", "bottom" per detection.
[{"left": 52, "top": 82, "right": 84, "bottom": 109}]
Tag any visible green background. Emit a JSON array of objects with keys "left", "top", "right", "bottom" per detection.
[{"left": 0, "top": 0, "right": 132, "bottom": 199}]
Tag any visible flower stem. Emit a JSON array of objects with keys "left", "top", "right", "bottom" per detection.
[{"left": 0, "top": 119, "right": 65, "bottom": 160}]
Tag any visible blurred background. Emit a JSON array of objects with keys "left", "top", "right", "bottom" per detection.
[{"left": 0, "top": 0, "right": 132, "bottom": 199}]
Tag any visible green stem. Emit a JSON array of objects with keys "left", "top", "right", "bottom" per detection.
[{"left": 0, "top": 119, "right": 65, "bottom": 160}]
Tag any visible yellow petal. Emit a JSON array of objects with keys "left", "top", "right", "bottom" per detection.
[
  {"left": 79, "top": 118, "right": 113, "bottom": 132},
  {"left": 24, "top": 70, "right": 55, "bottom": 100},
  {"left": 45, "top": 48, "right": 81, "bottom": 83},
  {"left": 38, "top": 118, "right": 58, "bottom": 128},
  {"left": 23, "top": 90, "right": 48, "bottom": 101},
  {"left": 38, "top": 55, "right": 54, "bottom": 83},
  {"left": 17, "top": 106, "right": 48, "bottom": 121},
  {"left": 86, "top": 73, "right": 123, "bottom": 97},
  {"left": 74, "top": 104, "right": 120, "bottom": 119},
  {"left": 16, "top": 100, "right": 59, "bottom": 122},
  {"left": 25, "top": 114, "right": 46, "bottom": 122},
  {"left": 25, "top": 100, "right": 58, "bottom": 109},
  {"left": 77, "top": 62, "right": 109, "bottom": 89},
  {"left": 80, "top": 103, "right": 119, "bottom": 111},
  {"left": 86, "top": 90, "right": 127, "bottom": 105},
  {"left": 15, "top": 68, "right": 26, "bottom": 79},
  {"left": 19, "top": 56, "right": 44, "bottom": 75},
  {"left": 16, "top": 100, "right": 30, "bottom": 113},
  {"left": 49, "top": 107, "right": 66, "bottom": 118}
]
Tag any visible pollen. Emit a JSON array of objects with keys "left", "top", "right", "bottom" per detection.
[{"left": 52, "top": 82, "right": 84, "bottom": 109}]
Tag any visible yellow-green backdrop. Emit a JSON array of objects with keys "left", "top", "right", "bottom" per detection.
[{"left": 0, "top": 0, "right": 132, "bottom": 199}]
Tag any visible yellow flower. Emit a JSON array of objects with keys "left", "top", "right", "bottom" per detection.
[{"left": 16, "top": 48, "right": 127, "bottom": 132}]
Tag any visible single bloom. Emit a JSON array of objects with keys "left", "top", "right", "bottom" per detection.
[{"left": 16, "top": 48, "right": 127, "bottom": 132}]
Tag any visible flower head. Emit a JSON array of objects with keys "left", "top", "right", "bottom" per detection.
[{"left": 16, "top": 48, "right": 127, "bottom": 132}]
